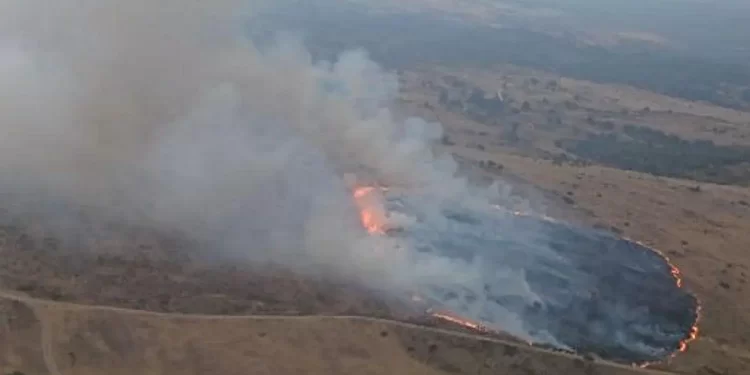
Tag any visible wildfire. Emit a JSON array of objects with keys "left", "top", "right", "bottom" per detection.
[
  {"left": 429, "top": 309, "right": 488, "bottom": 333},
  {"left": 679, "top": 317, "right": 700, "bottom": 352},
  {"left": 507, "top": 204, "right": 702, "bottom": 359},
  {"left": 351, "top": 185, "right": 491, "bottom": 335},
  {"left": 352, "top": 186, "right": 387, "bottom": 235},
  {"left": 630, "top": 238, "right": 701, "bottom": 356},
  {"left": 671, "top": 266, "right": 683, "bottom": 288},
  {"left": 616, "top": 236, "right": 701, "bottom": 366},
  {"left": 352, "top": 189, "right": 702, "bottom": 365},
  {"left": 353, "top": 186, "right": 376, "bottom": 199}
]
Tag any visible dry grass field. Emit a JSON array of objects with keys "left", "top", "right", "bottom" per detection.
[{"left": 0, "top": 292, "right": 675, "bottom": 375}]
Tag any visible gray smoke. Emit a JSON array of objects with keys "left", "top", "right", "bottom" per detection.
[
  {"left": 0, "top": 0, "right": 467, "bottom": 282},
  {"left": 0, "top": 0, "right": 554, "bottom": 345}
]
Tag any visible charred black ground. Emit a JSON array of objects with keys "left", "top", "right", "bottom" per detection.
[{"left": 383, "top": 191, "right": 699, "bottom": 364}]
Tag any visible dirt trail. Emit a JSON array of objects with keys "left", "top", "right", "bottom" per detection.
[
  {"left": 2, "top": 289, "right": 63, "bottom": 375},
  {"left": 0, "top": 289, "right": 675, "bottom": 375},
  {"left": 33, "top": 303, "right": 63, "bottom": 375}
]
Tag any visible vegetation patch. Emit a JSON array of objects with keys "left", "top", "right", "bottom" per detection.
[{"left": 558, "top": 124, "right": 750, "bottom": 185}]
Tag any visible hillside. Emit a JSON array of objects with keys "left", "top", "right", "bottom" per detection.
[{"left": 0, "top": 292, "right": 670, "bottom": 375}]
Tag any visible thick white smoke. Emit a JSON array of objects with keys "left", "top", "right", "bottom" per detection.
[
  {"left": 0, "top": 0, "right": 553, "bottom": 344},
  {"left": 0, "top": 0, "right": 465, "bottom": 282}
]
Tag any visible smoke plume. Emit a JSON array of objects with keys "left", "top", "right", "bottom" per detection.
[{"left": 0, "top": 0, "right": 464, "bottom": 283}]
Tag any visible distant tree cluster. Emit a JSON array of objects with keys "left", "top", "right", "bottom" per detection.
[
  {"left": 558, "top": 124, "right": 750, "bottom": 185},
  {"left": 438, "top": 86, "right": 506, "bottom": 125},
  {"left": 262, "top": 8, "right": 750, "bottom": 110},
  {"left": 467, "top": 88, "right": 505, "bottom": 116}
]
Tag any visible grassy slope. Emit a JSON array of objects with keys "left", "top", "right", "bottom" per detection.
[{"left": 0, "top": 294, "right": 668, "bottom": 375}]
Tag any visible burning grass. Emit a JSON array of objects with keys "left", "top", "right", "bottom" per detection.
[
  {"left": 350, "top": 185, "right": 701, "bottom": 366},
  {"left": 0, "top": 182, "right": 700, "bottom": 367},
  {"left": 353, "top": 186, "right": 388, "bottom": 235},
  {"left": 619, "top": 236, "right": 702, "bottom": 367}
]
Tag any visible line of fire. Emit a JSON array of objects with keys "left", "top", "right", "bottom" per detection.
[{"left": 351, "top": 185, "right": 701, "bottom": 368}]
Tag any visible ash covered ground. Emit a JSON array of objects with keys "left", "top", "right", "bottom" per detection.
[{"left": 376, "top": 188, "right": 699, "bottom": 364}]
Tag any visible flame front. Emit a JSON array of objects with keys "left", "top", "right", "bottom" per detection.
[
  {"left": 430, "top": 309, "right": 488, "bottom": 333},
  {"left": 678, "top": 305, "right": 701, "bottom": 353},
  {"left": 353, "top": 186, "right": 387, "bottom": 235},
  {"left": 512, "top": 206, "right": 702, "bottom": 360},
  {"left": 352, "top": 189, "right": 701, "bottom": 364},
  {"left": 351, "top": 186, "right": 490, "bottom": 335},
  {"left": 653, "top": 244, "right": 700, "bottom": 356},
  {"left": 613, "top": 236, "right": 700, "bottom": 366}
]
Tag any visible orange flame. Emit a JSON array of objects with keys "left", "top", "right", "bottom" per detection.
[
  {"left": 429, "top": 309, "right": 488, "bottom": 333},
  {"left": 489, "top": 207, "right": 702, "bottom": 365},
  {"left": 354, "top": 192, "right": 701, "bottom": 362},
  {"left": 352, "top": 186, "right": 387, "bottom": 235},
  {"left": 678, "top": 305, "right": 701, "bottom": 353},
  {"left": 645, "top": 242, "right": 700, "bottom": 356},
  {"left": 351, "top": 186, "right": 491, "bottom": 336},
  {"left": 353, "top": 187, "right": 386, "bottom": 234},
  {"left": 670, "top": 265, "right": 683, "bottom": 288},
  {"left": 353, "top": 186, "right": 376, "bottom": 199},
  {"left": 612, "top": 236, "right": 701, "bottom": 367},
  {"left": 509, "top": 206, "right": 702, "bottom": 359}
]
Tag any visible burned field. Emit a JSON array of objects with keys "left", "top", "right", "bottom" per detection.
[
  {"left": 0, "top": 186, "right": 700, "bottom": 367},
  {"left": 372, "top": 189, "right": 700, "bottom": 365}
]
